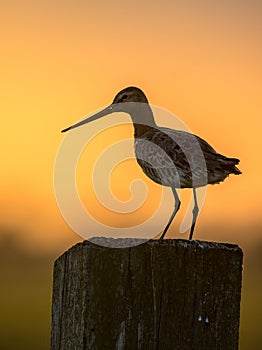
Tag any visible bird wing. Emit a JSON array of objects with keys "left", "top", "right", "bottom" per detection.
[
  {"left": 135, "top": 128, "right": 207, "bottom": 170},
  {"left": 135, "top": 128, "right": 210, "bottom": 187},
  {"left": 135, "top": 127, "right": 240, "bottom": 187}
]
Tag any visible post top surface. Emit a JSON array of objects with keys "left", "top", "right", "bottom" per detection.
[{"left": 56, "top": 238, "right": 243, "bottom": 262}]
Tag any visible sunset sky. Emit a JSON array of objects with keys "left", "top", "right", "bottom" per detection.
[{"left": 1, "top": 0, "right": 262, "bottom": 253}]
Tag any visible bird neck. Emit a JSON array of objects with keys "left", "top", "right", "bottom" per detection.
[{"left": 128, "top": 103, "right": 157, "bottom": 138}]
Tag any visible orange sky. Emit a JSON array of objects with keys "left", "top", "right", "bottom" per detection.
[{"left": 1, "top": 0, "right": 262, "bottom": 253}]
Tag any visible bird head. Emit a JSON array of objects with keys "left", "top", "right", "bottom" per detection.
[
  {"left": 61, "top": 86, "right": 149, "bottom": 133},
  {"left": 112, "top": 87, "right": 148, "bottom": 104}
]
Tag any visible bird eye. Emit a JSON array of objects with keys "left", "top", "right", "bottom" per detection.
[{"left": 121, "top": 94, "right": 128, "bottom": 100}]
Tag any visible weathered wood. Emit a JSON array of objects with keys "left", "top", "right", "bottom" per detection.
[{"left": 51, "top": 238, "right": 243, "bottom": 350}]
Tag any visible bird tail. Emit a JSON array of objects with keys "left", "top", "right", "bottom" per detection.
[{"left": 224, "top": 157, "right": 242, "bottom": 175}]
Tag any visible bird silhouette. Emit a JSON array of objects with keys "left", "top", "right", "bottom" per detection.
[{"left": 62, "top": 87, "right": 241, "bottom": 240}]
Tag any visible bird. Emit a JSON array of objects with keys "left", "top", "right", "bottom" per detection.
[{"left": 61, "top": 86, "right": 241, "bottom": 240}]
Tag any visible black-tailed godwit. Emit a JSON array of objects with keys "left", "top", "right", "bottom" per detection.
[{"left": 62, "top": 87, "right": 241, "bottom": 240}]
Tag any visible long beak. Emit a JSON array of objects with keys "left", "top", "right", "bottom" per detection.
[{"left": 61, "top": 105, "right": 114, "bottom": 133}]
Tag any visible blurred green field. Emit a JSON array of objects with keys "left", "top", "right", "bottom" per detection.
[
  {"left": 240, "top": 242, "right": 262, "bottom": 350},
  {"left": 0, "top": 236, "right": 261, "bottom": 349},
  {"left": 0, "top": 239, "right": 53, "bottom": 350}
]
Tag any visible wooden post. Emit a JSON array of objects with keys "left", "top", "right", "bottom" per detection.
[{"left": 51, "top": 239, "right": 243, "bottom": 350}]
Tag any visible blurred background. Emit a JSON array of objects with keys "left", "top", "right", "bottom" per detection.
[{"left": 1, "top": 0, "right": 261, "bottom": 348}]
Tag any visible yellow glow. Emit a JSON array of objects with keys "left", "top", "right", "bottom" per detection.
[{"left": 1, "top": 1, "right": 262, "bottom": 251}]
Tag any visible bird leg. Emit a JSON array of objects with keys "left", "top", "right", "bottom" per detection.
[
  {"left": 159, "top": 188, "right": 181, "bottom": 240},
  {"left": 189, "top": 188, "right": 199, "bottom": 240}
]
